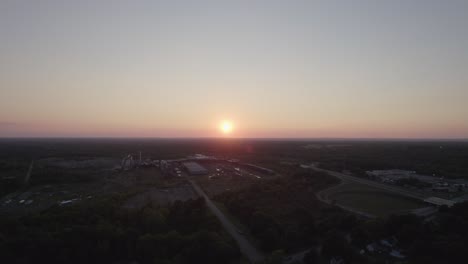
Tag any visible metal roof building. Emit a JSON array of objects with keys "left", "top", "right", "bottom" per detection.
[
  {"left": 183, "top": 162, "right": 208, "bottom": 175},
  {"left": 424, "top": 197, "right": 456, "bottom": 207}
]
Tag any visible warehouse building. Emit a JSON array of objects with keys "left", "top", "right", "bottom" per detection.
[
  {"left": 424, "top": 197, "right": 456, "bottom": 207},
  {"left": 183, "top": 162, "right": 208, "bottom": 175}
]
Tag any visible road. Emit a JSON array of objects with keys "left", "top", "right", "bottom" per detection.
[
  {"left": 410, "top": 206, "right": 438, "bottom": 217},
  {"left": 284, "top": 248, "right": 312, "bottom": 264},
  {"left": 187, "top": 177, "right": 264, "bottom": 264},
  {"left": 24, "top": 160, "right": 34, "bottom": 185},
  {"left": 311, "top": 166, "right": 427, "bottom": 201}
]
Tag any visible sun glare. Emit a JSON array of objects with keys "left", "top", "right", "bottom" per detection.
[{"left": 220, "top": 121, "right": 233, "bottom": 134}]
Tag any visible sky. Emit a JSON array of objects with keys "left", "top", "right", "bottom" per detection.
[{"left": 1, "top": 0, "right": 467, "bottom": 138}]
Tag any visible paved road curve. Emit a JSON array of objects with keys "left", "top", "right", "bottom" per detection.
[{"left": 187, "top": 178, "right": 264, "bottom": 264}]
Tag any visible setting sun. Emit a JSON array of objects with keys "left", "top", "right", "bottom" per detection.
[{"left": 220, "top": 121, "right": 233, "bottom": 134}]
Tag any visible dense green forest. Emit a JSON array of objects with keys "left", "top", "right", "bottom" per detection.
[
  {"left": 2, "top": 139, "right": 468, "bottom": 263},
  {"left": 215, "top": 170, "right": 351, "bottom": 252},
  {"left": 0, "top": 195, "right": 240, "bottom": 264},
  {"left": 354, "top": 202, "right": 468, "bottom": 264},
  {"left": 216, "top": 169, "right": 468, "bottom": 263}
]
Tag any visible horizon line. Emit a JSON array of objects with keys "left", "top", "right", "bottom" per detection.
[{"left": 1, "top": 136, "right": 467, "bottom": 142}]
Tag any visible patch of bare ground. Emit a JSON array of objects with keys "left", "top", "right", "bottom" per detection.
[
  {"left": 122, "top": 184, "right": 198, "bottom": 209},
  {"left": 194, "top": 174, "right": 259, "bottom": 197}
]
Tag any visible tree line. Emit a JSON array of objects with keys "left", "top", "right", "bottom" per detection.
[{"left": 0, "top": 195, "right": 240, "bottom": 264}]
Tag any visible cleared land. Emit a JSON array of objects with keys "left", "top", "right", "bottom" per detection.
[
  {"left": 122, "top": 185, "right": 197, "bottom": 209},
  {"left": 193, "top": 162, "right": 270, "bottom": 197},
  {"left": 326, "top": 183, "right": 425, "bottom": 217}
]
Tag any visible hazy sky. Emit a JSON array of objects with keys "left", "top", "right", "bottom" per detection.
[{"left": 1, "top": 0, "right": 467, "bottom": 138}]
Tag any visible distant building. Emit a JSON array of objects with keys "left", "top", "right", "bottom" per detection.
[
  {"left": 366, "top": 170, "right": 416, "bottom": 178},
  {"left": 365, "top": 169, "right": 438, "bottom": 185},
  {"left": 188, "top": 154, "right": 216, "bottom": 160},
  {"left": 183, "top": 162, "right": 208, "bottom": 175},
  {"left": 423, "top": 197, "right": 456, "bottom": 207},
  {"left": 243, "top": 163, "right": 275, "bottom": 175},
  {"left": 432, "top": 186, "right": 453, "bottom": 193}
]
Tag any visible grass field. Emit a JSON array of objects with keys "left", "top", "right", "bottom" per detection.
[{"left": 327, "top": 183, "right": 426, "bottom": 217}]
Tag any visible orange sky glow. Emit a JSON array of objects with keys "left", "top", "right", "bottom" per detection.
[{"left": 1, "top": 1, "right": 467, "bottom": 139}]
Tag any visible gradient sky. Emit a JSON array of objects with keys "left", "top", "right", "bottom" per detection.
[{"left": 1, "top": 0, "right": 467, "bottom": 138}]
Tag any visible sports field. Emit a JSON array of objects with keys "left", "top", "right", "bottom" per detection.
[{"left": 327, "top": 183, "right": 426, "bottom": 217}]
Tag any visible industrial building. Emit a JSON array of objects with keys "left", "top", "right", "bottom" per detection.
[
  {"left": 423, "top": 197, "right": 456, "bottom": 207},
  {"left": 243, "top": 163, "right": 275, "bottom": 175},
  {"left": 183, "top": 162, "right": 208, "bottom": 175},
  {"left": 366, "top": 170, "right": 416, "bottom": 179}
]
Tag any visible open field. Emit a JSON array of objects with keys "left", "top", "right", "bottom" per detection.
[
  {"left": 326, "top": 183, "right": 425, "bottom": 217},
  {"left": 0, "top": 162, "right": 192, "bottom": 216},
  {"left": 0, "top": 183, "right": 100, "bottom": 216},
  {"left": 193, "top": 161, "right": 271, "bottom": 197},
  {"left": 122, "top": 185, "right": 198, "bottom": 209}
]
